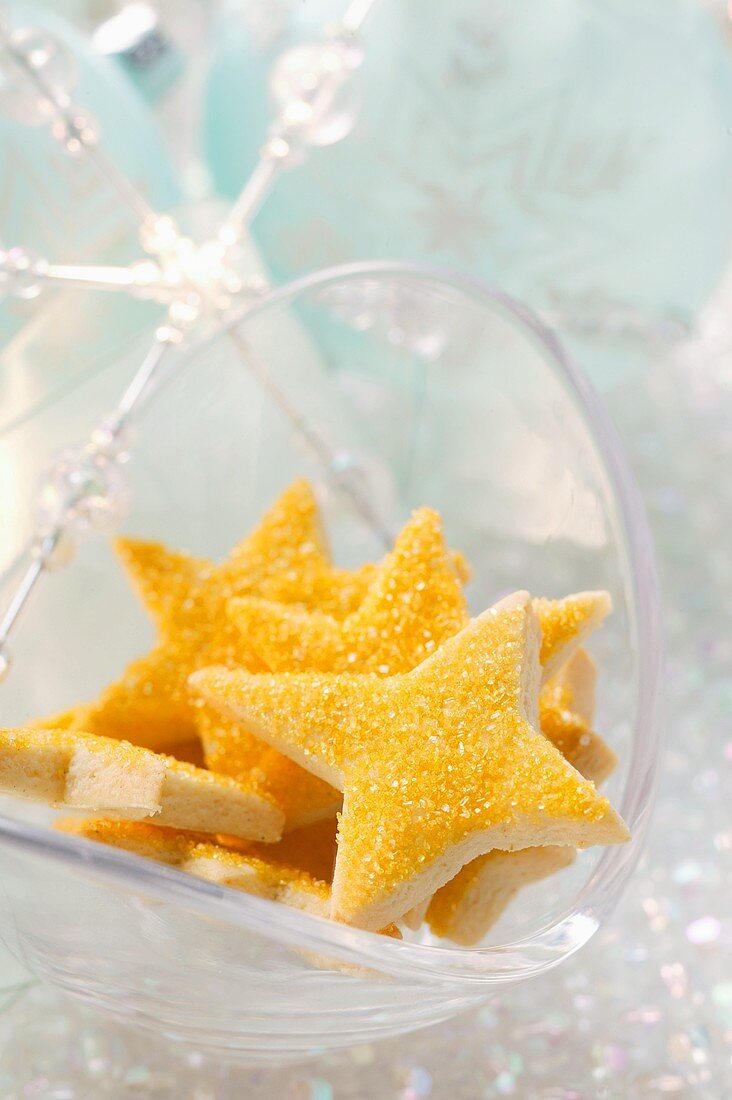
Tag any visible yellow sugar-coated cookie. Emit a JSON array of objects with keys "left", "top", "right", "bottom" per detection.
[
  {"left": 541, "top": 647, "right": 597, "bottom": 725},
  {"left": 424, "top": 651, "right": 617, "bottom": 944},
  {"left": 426, "top": 846, "right": 577, "bottom": 945},
  {"left": 229, "top": 507, "right": 468, "bottom": 675},
  {"left": 0, "top": 728, "right": 283, "bottom": 841},
  {"left": 201, "top": 507, "right": 467, "bottom": 828},
  {"left": 539, "top": 704, "right": 618, "bottom": 788},
  {"left": 191, "top": 593, "right": 628, "bottom": 931},
  {"left": 77, "top": 480, "right": 333, "bottom": 750},
  {"left": 58, "top": 818, "right": 402, "bottom": 940},
  {"left": 535, "top": 592, "right": 612, "bottom": 683},
  {"left": 197, "top": 705, "right": 341, "bottom": 833},
  {"left": 32, "top": 707, "right": 206, "bottom": 766},
  {"left": 37, "top": 481, "right": 372, "bottom": 755},
  {"left": 539, "top": 643, "right": 617, "bottom": 786},
  {"left": 218, "top": 817, "right": 339, "bottom": 883},
  {"left": 0, "top": 726, "right": 166, "bottom": 817},
  {"left": 58, "top": 818, "right": 330, "bottom": 916}
]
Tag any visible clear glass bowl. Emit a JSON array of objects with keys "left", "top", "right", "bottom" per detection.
[{"left": 0, "top": 262, "right": 662, "bottom": 1062}]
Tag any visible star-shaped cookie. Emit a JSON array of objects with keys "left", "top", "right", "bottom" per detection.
[
  {"left": 191, "top": 593, "right": 628, "bottom": 931},
  {"left": 422, "top": 648, "right": 618, "bottom": 943},
  {"left": 198, "top": 506, "right": 467, "bottom": 828},
  {"left": 540, "top": 645, "right": 618, "bottom": 786},
  {"left": 36, "top": 480, "right": 365, "bottom": 828},
  {"left": 425, "top": 845, "right": 577, "bottom": 944},
  {"left": 44, "top": 480, "right": 330, "bottom": 752},
  {"left": 196, "top": 705, "right": 341, "bottom": 832},
  {"left": 228, "top": 507, "right": 468, "bottom": 675},
  {"left": 227, "top": 559, "right": 610, "bottom": 842},
  {"left": 536, "top": 592, "right": 612, "bottom": 682}
]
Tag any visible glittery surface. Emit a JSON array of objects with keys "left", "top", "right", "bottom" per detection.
[
  {"left": 534, "top": 592, "right": 612, "bottom": 682},
  {"left": 196, "top": 706, "right": 341, "bottom": 832},
  {"left": 220, "top": 817, "right": 339, "bottom": 883},
  {"left": 426, "top": 646, "right": 617, "bottom": 942},
  {"left": 211, "top": 508, "right": 465, "bottom": 831},
  {"left": 61, "top": 480, "right": 334, "bottom": 752},
  {"left": 36, "top": 481, "right": 355, "bottom": 829},
  {"left": 192, "top": 598, "right": 627, "bottom": 929},
  {"left": 1, "top": 318, "right": 731, "bottom": 1093},
  {"left": 229, "top": 507, "right": 468, "bottom": 675}
]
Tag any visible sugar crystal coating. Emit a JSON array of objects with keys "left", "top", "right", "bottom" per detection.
[
  {"left": 535, "top": 592, "right": 612, "bottom": 681},
  {"left": 191, "top": 597, "right": 628, "bottom": 930},
  {"left": 425, "top": 651, "right": 618, "bottom": 943},
  {"left": 196, "top": 705, "right": 340, "bottom": 832},
  {"left": 229, "top": 507, "right": 468, "bottom": 676},
  {"left": 218, "top": 817, "right": 339, "bottom": 883},
  {"left": 34, "top": 481, "right": 366, "bottom": 828},
  {"left": 201, "top": 506, "right": 466, "bottom": 828}
]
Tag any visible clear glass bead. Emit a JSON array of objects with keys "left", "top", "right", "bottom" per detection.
[
  {"left": 155, "top": 322, "right": 185, "bottom": 345},
  {"left": 190, "top": 238, "right": 245, "bottom": 304},
  {"left": 37, "top": 446, "right": 130, "bottom": 535},
  {"left": 89, "top": 416, "right": 137, "bottom": 460},
  {"left": 0, "top": 247, "right": 44, "bottom": 300},
  {"left": 128, "top": 260, "right": 166, "bottom": 300},
  {"left": 0, "top": 27, "right": 78, "bottom": 126},
  {"left": 0, "top": 648, "right": 11, "bottom": 684},
  {"left": 260, "top": 134, "right": 305, "bottom": 168},
  {"left": 139, "top": 215, "right": 181, "bottom": 257},
  {"left": 51, "top": 108, "right": 99, "bottom": 154},
  {"left": 269, "top": 38, "right": 363, "bottom": 147},
  {"left": 167, "top": 295, "right": 201, "bottom": 328}
]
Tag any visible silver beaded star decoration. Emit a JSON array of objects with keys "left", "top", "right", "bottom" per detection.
[{"left": 0, "top": 0, "right": 388, "bottom": 684}]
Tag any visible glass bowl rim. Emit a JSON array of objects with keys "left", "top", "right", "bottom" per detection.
[{"left": 0, "top": 259, "right": 664, "bottom": 985}]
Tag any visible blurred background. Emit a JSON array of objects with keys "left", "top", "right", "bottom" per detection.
[{"left": 0, "top": 1, "right": 731, "bottom": 1096}]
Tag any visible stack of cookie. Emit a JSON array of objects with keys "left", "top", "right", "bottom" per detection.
[{"left": 0, "top": 481, "right": 628, "bottom": 943}]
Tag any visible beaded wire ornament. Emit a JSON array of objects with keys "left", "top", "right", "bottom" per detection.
[{"left": 0, "top": 0, "right": 388, "bottom": 684}]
